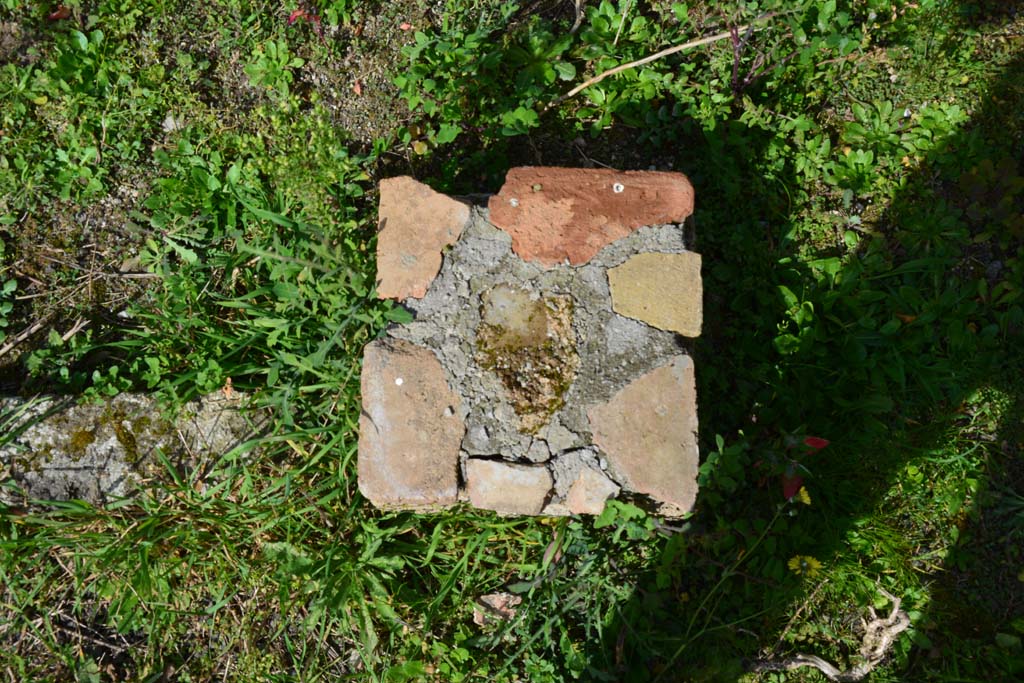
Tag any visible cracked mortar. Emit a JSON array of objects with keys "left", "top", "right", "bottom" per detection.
[{"left": 388, "top": 208, "right": 690, "bottom": 512}]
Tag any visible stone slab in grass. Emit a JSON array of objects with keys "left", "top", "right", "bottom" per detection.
[
  {"left": 0, "top": 392, "right": 266, "bottom": 506},
  {"left": 360, "top": 168, "right": 702, "bottom": 517}
]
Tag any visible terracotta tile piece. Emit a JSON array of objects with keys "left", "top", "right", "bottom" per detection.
[
  {"left": 587, "top": 356, "right": 699, "bottom": 513},
  {"left": 465, "top": 459, "right": 553, "bottom": 515},
  {"left": 565, "top": 467, "right": 621, "bottom": 515},
  {"left": 487, "top": 167, "right": 694, "bottom": 266},
  {"left": 377, "top": 176, "right": 469, "bottom": 300},
  {"left": 358, "top": 339, "right": 464, "bottom": 509}
]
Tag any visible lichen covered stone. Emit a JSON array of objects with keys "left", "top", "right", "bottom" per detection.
[
  {"left": 0, "top": 393, "right": 263, "bottom": 505},
  {"left": 475, "top": 284, "right": 579, "bottom": 434}
]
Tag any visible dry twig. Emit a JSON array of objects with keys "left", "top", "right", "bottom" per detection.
[
  {"left": 748, "top": 587, "right": 911, "bottom": 682},
  {"left": 551, "top": 12, "right": 778, "bottom": 108},
  {"left": 773, "top": 579, "right": 829, "bottom": 650},
  {"left": 612, "top": 0, "right": 631, "bottom": 46},
  {"left": 0, "top": 315, "right": 54, "bottom": 359},
  {"left": 570, "top": 0, "right": 586, "bottom": 34}
]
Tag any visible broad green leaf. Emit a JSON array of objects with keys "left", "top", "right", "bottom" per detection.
[
  {"left": 435, "top": 123, "right": 460, "bottom": 144},
  {"left": 384, "top": 306, "right": 413, "bottom": 324},
  {"left": 996, "top": 633, "right": 1021, "bottom": 650},
  {"left": 165, "top": 238, "right": 198, "bottom": 265},
  {"left": 778, "top": 285, "right": 799, "bottom": 308},
  {"left": 71, "top": 30, "right": 88, "bottom": 52},
  {"left": 554, "top": 61, "right": 576, "bottom": 81},
  {"left": 273, "top": 281, "right": 301, "bottom": 301}
]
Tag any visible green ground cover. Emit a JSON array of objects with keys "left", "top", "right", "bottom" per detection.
[{"left": 0, "top": 0, "right": 1022, "bottom": 680}]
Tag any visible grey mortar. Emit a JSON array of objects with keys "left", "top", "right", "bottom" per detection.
[
  {"left": 547, "top": 446, "right": 602, "bottom": 500},
  {"left": 388, "top": 205, "right": 693, "bottom": 496}
]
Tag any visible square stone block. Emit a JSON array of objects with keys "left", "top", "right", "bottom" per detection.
[{"left": 359, "top": 168, "right": 702, "bottom": 517}]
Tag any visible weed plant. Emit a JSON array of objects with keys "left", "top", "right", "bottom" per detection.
[{"left": 1, "top": 0, "right": 1023, "bottom": 681}]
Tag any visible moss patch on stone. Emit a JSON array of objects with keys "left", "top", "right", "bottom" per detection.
[
  {"left": 67, "top": 428, "right": 97, "bottom": 458},
  {"left": 475, "top": 285, "right": 579, "bottom": 434}
]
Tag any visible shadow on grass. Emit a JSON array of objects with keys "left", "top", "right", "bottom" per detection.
[{"left": 410, "top": 4, "right": 1023, "bottom": 681}]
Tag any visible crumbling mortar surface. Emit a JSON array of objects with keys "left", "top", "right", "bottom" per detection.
[{"left": 387, "top": 204, "right": 695, "bottom": 505}]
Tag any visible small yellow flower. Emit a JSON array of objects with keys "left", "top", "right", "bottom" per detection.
[
  {"left": 796, "top": 486, "right": 812, "bottom": 505},
  {"left": 788, "top": 555, "right": 822, "bottom": 577}
]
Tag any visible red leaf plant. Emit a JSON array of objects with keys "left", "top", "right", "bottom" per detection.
[
  {"left": 781, "top": 470, "right": 804, "bottom": 500},
  {"left": 288, "top": 7, "right": 327, "bottom": 46},
  {"left": 803, "top": 436, "right": 830, "bottom": 451},
  {"left": 48, "top": 5, "right": 72, "bottom": 21},
  {"left": 781, "top": 435, "right": 830, "bottom": 500}
]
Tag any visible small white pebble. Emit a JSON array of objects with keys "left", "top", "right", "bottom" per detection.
[
  {"left": 509, "top": 198, "right": 519, "bottom": 207},
  {"left": 612, "top": 183, "right": 624, "bottom": 193},
  {"left": 444, "top": 406, "right": 454, "bottom": 417},
  {"left": 395, "top": 377, "right": 404, "bottom": 386}
]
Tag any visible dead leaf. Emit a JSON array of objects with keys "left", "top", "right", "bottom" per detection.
[
  {"left": 48, "top": 5, "right": 71, "bottom": 20},
  {"left": 353, "top": 80, "right": 363, "bottom": 96},
  {"left": 472, "top": 592, "right": 522, "bottom": 626}
]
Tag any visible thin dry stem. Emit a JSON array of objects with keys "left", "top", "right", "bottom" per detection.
[
  {"left": 749, "top": 586, "right": 911, "bottom": 682},
  {"left": 0, "top": 315, "right": 53, "bottom": 359},
  {"left": 570, "top": 0, "right": 585, "bottom": 34},
  {"left": 550, "top": 12, "right": 777, "bottom": 108}
]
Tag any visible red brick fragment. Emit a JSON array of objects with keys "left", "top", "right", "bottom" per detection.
[{"left": 487, "top": 167, "right": 694, "bottom": 266}]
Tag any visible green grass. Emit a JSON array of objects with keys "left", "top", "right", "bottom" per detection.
[{"left": 1, "top": 0, "right": 1023, "bottom": 680}]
